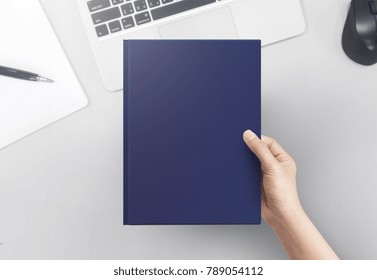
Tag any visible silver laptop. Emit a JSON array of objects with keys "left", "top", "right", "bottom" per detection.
[{"left": 77, "top": 0, "right": 306, "bottom": 91}]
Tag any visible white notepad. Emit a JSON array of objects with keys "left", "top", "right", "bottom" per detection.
[{"left": 0, "top": 0, "right": 88, "bottom": 149}]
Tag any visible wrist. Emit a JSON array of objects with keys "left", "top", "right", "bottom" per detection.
[{"left": 266, "top": 202, "right": 307, "bottom": 232}]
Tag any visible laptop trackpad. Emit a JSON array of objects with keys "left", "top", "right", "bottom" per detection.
[{"left": 159, "top": 7, "right": 238, "bottom": 39}]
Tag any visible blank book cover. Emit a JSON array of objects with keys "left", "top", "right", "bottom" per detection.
[{"left": 124, "top": 40, "right": 261, "bottom": 225}]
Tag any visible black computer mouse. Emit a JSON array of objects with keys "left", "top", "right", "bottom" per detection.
[{"left": 342, "top": 0, "right": 377, "bottom": 65}]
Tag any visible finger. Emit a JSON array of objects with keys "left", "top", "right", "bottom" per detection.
[
  {"left": 261, "top": 135, "right": 292, "bottom": 163},
  {"left": 243, "top": 130, "right": 277, "bottom": 166}
]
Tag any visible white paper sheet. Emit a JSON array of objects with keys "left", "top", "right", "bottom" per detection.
[{"left": 0, "top": 0, "right": 88, "bottom": 149}]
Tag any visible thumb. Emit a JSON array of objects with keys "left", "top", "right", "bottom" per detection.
[{"left": 243, "top": 130, "right": 277, "bottom": 167}]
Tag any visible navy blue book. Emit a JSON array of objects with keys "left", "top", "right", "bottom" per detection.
[{"left": 124, "top": 40, "right": 261, "bottom": 225}]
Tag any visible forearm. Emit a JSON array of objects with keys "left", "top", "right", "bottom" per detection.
[{"left": 268, "top": 207, "right": 339, "bottom": 260}]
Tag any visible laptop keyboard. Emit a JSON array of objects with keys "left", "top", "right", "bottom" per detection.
[{"left": 87, "top": 0, "right": 221, "bottom": 38}]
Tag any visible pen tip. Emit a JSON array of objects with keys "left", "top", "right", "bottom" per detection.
[{"left": 39, "top": 76, "right": 54, "bottom": 83}]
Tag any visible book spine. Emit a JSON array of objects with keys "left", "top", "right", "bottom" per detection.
[{"left": 123, "top": 40, "right": 130, "bottom": 225}]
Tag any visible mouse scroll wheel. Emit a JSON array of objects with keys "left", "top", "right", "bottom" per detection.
[{"left": 369, "top": 1, "right": 377, "bottom": 15}]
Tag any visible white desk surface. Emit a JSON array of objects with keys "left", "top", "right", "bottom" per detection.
[{"left": 1, "top": 0, "right": 376, "bottom": 259}]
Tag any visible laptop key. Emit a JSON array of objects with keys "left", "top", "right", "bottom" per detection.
[
  {"left": 121, "top": 3, "right": 134, "bottom": 15},
  {"left": 161, "top": 0, "right": 174, "bottom": 4},
  {"left": 148, "top": 0, "right": 161, "bottom": 8},
  {"left": 135, "top": 11, "right": 151, "bottom": 25},
  {"left": 122, "top": 16, "right": 135, "bottom": 29},
  {"left": 95, "top": 24, "right": 109, "bottom": 37},
  {"left": 151, "top": 0, "right": 216, "bottom": 21},
  {"left": 87, "top": 0, "right": 111, "bottom": 12},
  {"left": 91, "top": 7, "right": 121, "bottom": 24},
  {"left": 109, "top": 20, "right": 122, "bottom": 33},
  {"left": 134, "top": 0, "right": 148, "bottom": 12},
  {"left": 111, "top": 0, "right": 124, "bottom": 4}
]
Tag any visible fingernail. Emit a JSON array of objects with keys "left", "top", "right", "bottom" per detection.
[{"left": 243, "top": 130, "right": 256, "bottom": 141}]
